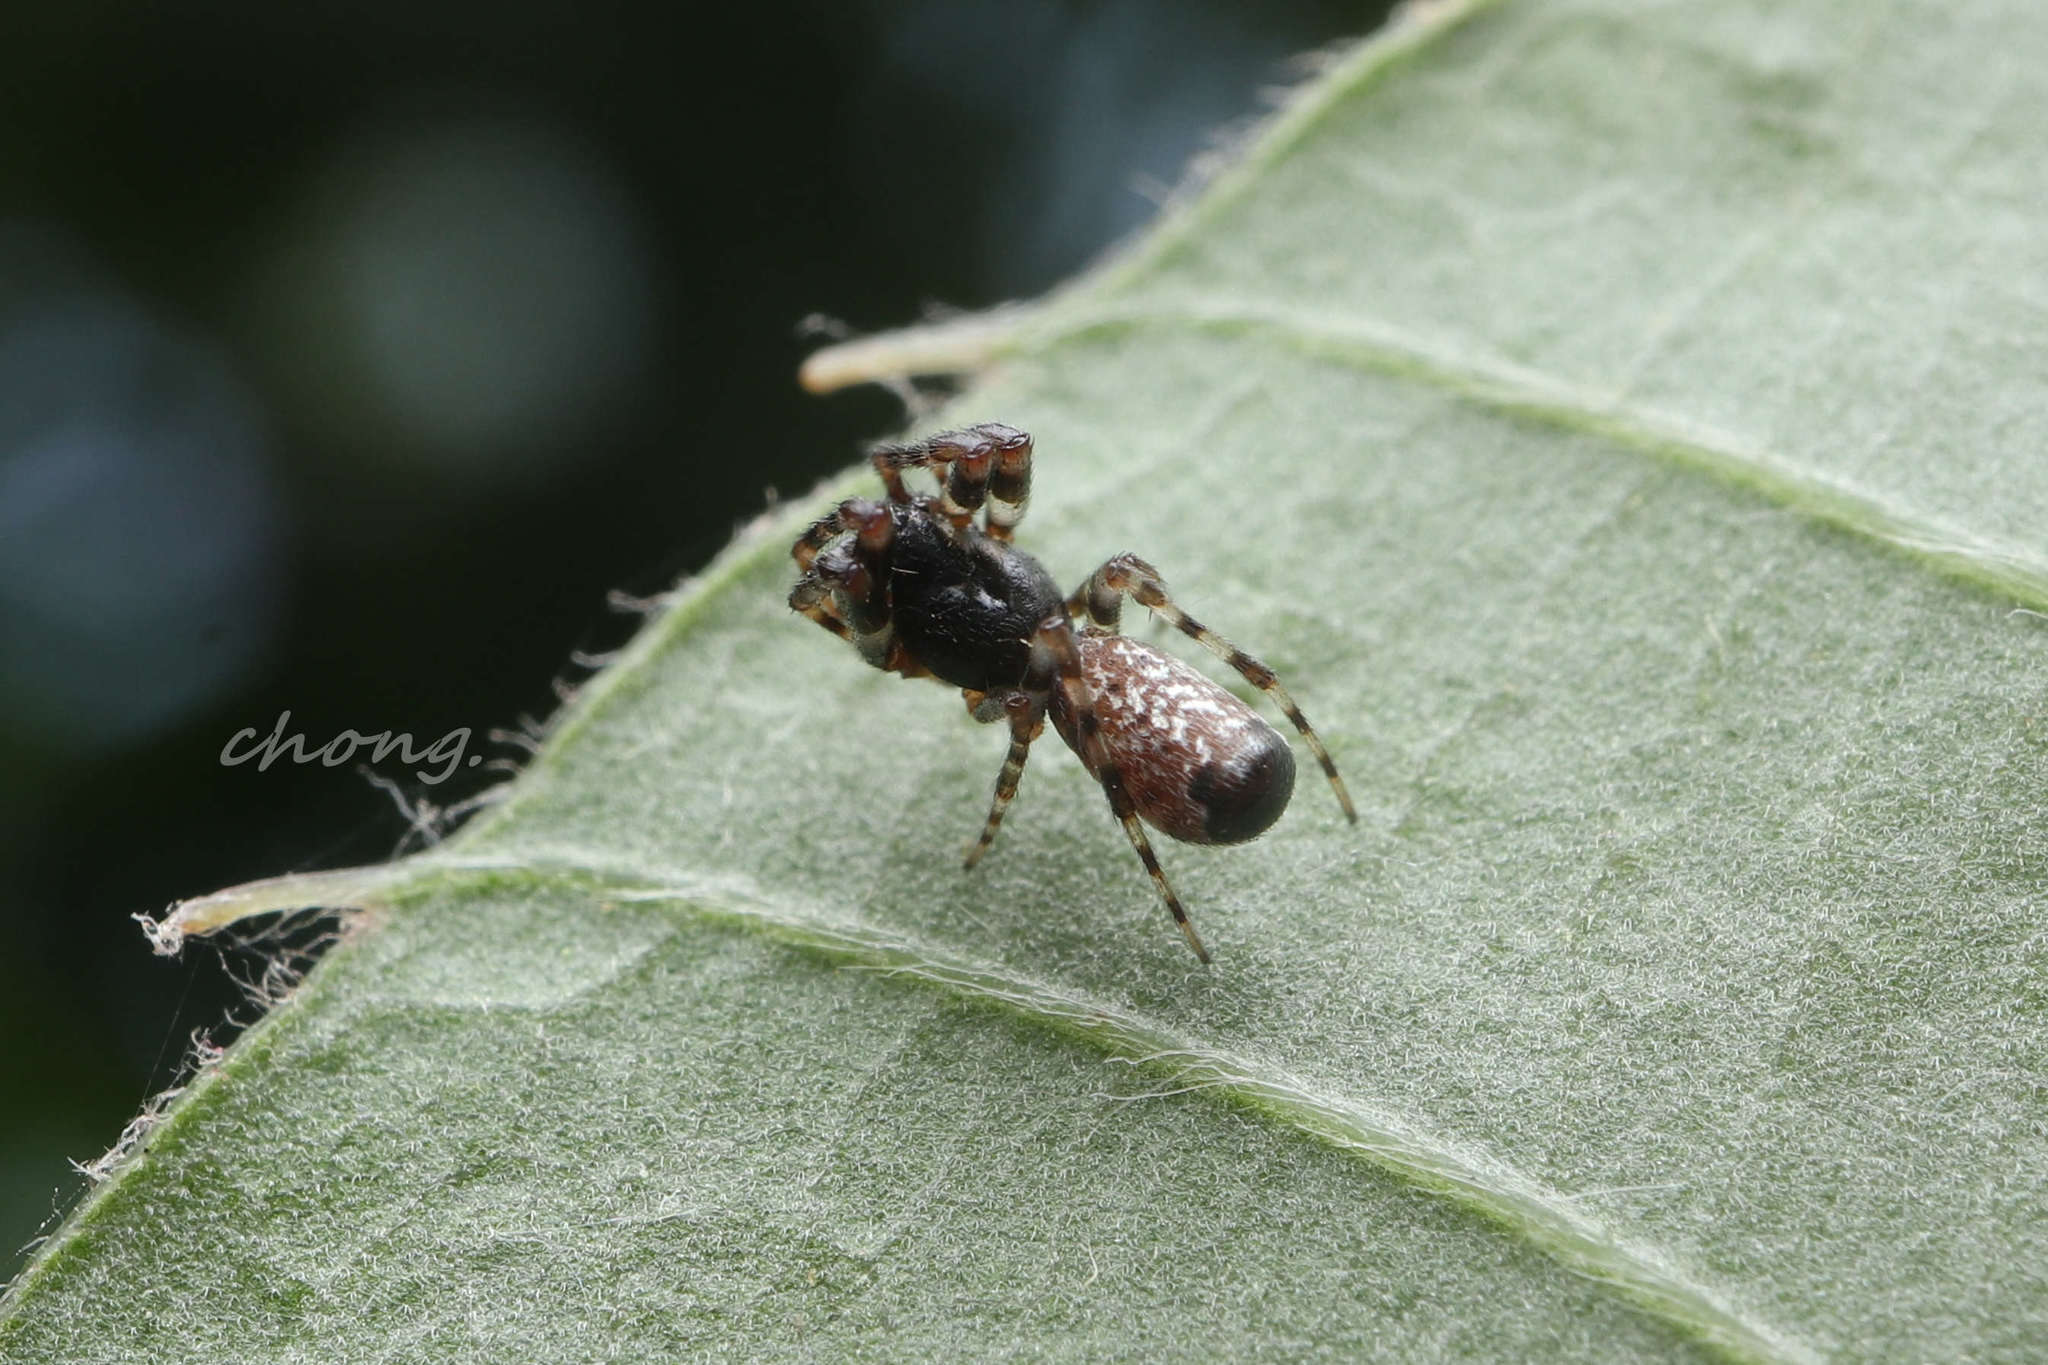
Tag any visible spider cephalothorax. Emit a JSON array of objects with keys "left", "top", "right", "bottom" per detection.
[{"left": 789, "top": 423, "right": 1354, "bottom": 962}]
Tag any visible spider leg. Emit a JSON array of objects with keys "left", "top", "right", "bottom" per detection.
[
  {"left": 960, "top": 691, "right": 1045, "bottom": 870},
  {"left": 981, "top": 425, "right": 1032, "bottom": 542},
  {"left": 1068, "top": 553, "right": 1357, "bottom": 824},
  {"left": 787, "top": 574, "right": 850, "bottom": 641},
  {"left": 789, "top": 519, "right": 850, "bottom": 640},
  {"left": 868, "top": 423, "right": 1029, "bottom": 536},
  {"left": 787, "top": 499, "right": 902, "bottom": 667},
  {"left": 790, "top": 510, "right": 843, "bottom": 573},
  {"left": 1037, "top": 616, "right": 1211, "bottom": 964}
]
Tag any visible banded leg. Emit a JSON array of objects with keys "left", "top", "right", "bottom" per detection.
[
  {"left": 982, "top": 425, "right": 1032, "bottom": 542},
  {"left": 868, "top": 423, "right": 1033, "bottom": 539},
  {"left": 789, "top": 509, "right": 853, "bottom": 639},
  {"left": 787, "top": 574, "right": 849, "bottom": 640},
  {"left": 961, "top": 692, "right": 1045, "bottom": 869},
  {"left": 1037, "top": 616, "right": 1211, "bottom": 964},
  {"left": 869, "top": 426, "right": 995, "bottom": 524},
  {"left": 789, "top": 510, "right": 844, "bottom": 572},
  {"left": 1069, "top": 553, "right": 1357, "bottom": 824},
  {"left": 788, "top": 499, "right": 896, "bottom": 666}
]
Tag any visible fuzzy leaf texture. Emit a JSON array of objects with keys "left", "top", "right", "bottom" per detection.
[{"left": 7, "top": 1, "right": 2047, "bottom": 1359}]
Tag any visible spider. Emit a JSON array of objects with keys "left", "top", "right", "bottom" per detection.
[{"left": 788, "top": 423, "right": 1355, "bottom": 962}]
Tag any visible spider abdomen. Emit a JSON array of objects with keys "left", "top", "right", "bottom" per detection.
[{"left": 1053, "top": 633, "right": 1296, "bottom": 846}]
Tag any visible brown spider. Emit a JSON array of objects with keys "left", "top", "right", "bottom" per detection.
[{"left": 789, "top": 423, "right": 1354, "bottom": 962}]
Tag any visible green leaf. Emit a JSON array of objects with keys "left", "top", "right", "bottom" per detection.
[{"left": 9, "top": 0, "right": 2047, "bottom": 1357}]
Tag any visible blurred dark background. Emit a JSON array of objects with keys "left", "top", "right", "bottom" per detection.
[{"left": 0, "top": 0, "right": 1390, "bottom": 1281}]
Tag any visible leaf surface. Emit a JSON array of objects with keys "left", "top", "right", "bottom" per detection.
[{"left": 8, "top": 1, "right": 2047, "bottom": 1359}]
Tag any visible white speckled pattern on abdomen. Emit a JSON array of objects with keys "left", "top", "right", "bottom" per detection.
[{"left": 1057, "top": 633, "right": 1286, "bottom": 843}]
